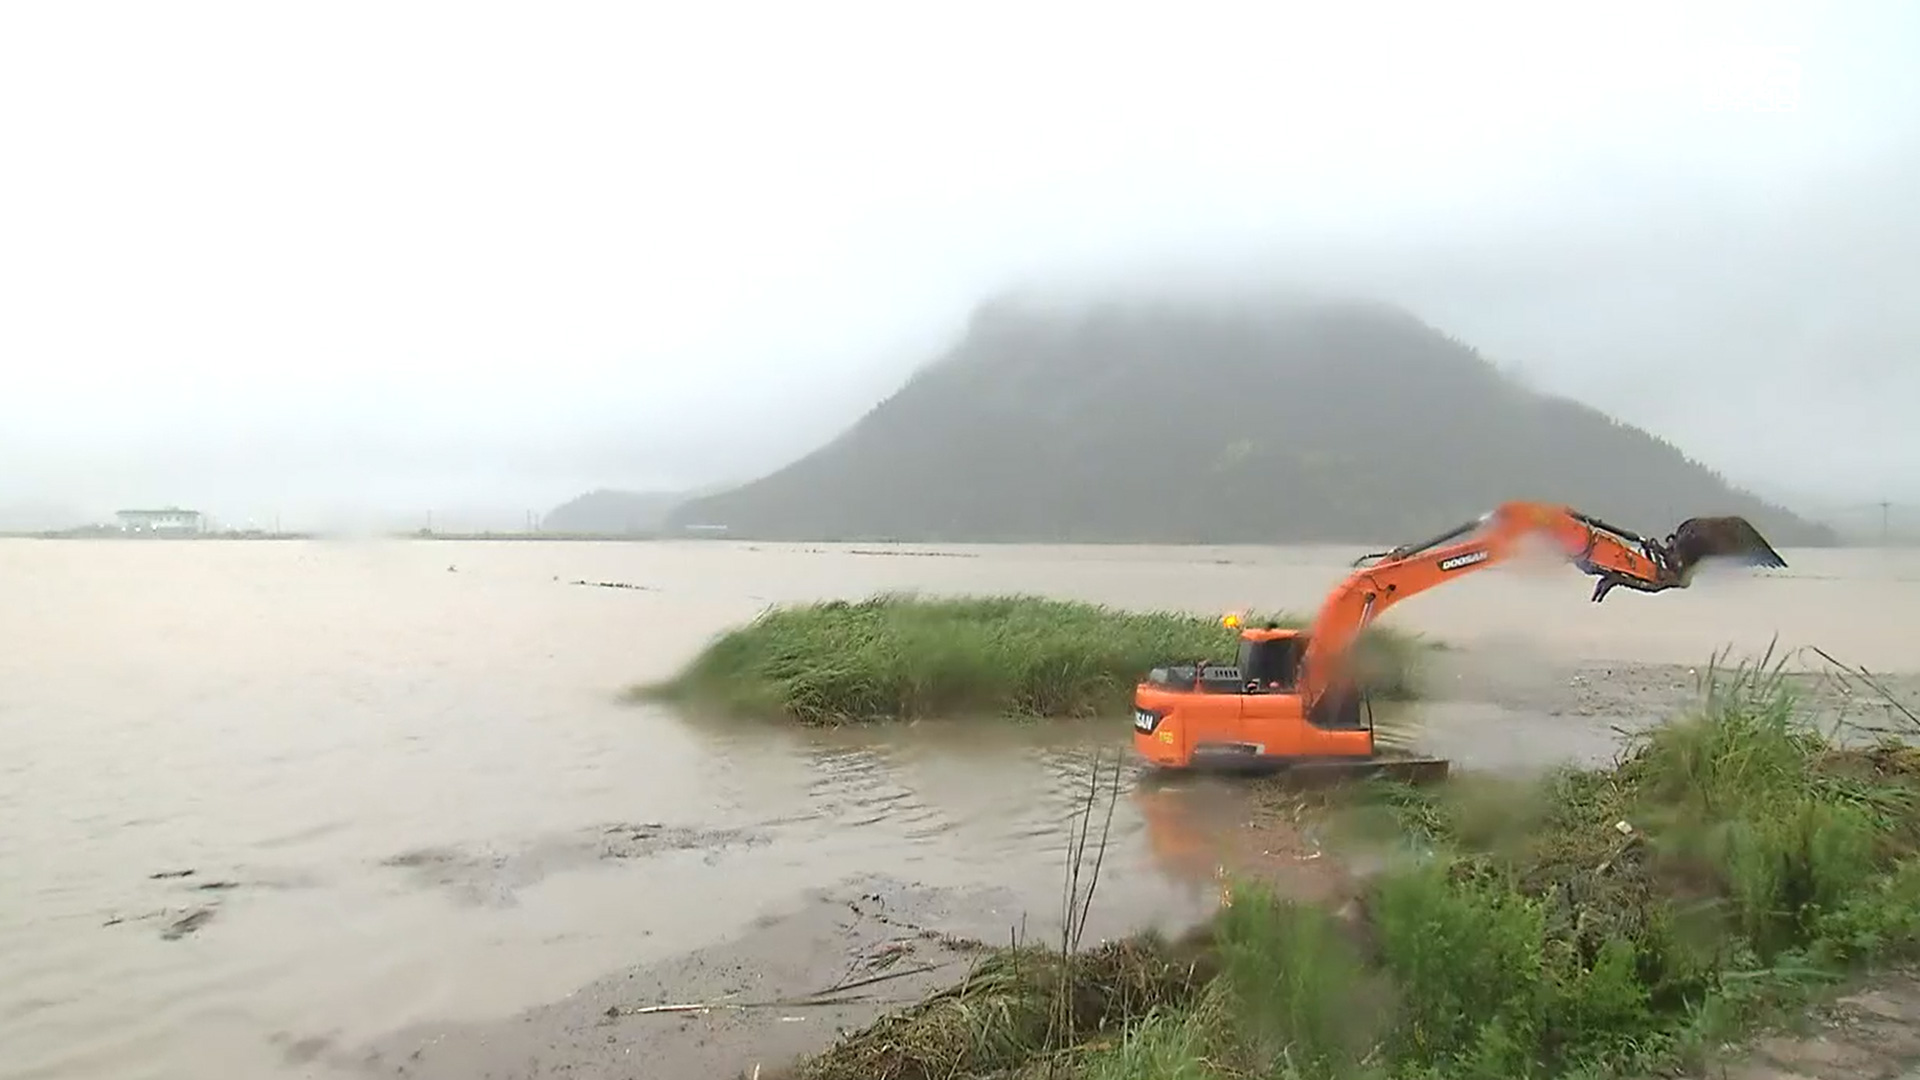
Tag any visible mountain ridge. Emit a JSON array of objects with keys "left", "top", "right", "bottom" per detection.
[
  {"left": 664, "top": 297, "right": 1835, "bottom": 547},
  {"left": 541, "top": 488, "right": 690, "bottom": 534}
]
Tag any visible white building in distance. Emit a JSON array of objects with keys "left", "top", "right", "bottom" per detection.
[{"left": 115, "top": 507, "right": 206, "bottom": 534}]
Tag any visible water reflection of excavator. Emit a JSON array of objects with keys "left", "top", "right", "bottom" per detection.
[
  {"left": 1131, "top": 501, "right": 1790, "bottom": 776},
  {"left": 1130, "top": 779, "right": 1355, "bottom": 910}
]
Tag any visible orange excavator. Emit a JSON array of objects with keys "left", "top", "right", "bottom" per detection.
[{"left": 1130, "top": 500, "right": 1789, "bottom": 776}]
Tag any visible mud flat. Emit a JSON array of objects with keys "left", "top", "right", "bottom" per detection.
[
  {"left": 1404, "top": 642, "right": 1920, "bottom": 772},
  {"left": 347, "top": 874, "right": 1191, "bottom": 1080}
]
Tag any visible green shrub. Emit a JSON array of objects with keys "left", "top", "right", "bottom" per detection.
[
  {"left": 1211, "top": 882, "right": 1381, "bottom": 1080},
  {"left": 1348, "top": 651, "right": 1920, "bottom": 1077}
]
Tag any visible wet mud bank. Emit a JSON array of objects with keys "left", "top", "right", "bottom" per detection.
[
  {"left": 351, "top": 874, "right": 1195, "bottom": 1080},
  {"left": 1690, "top": 968, "right": 1920, "bottom": 1080},
  {"left": 1423, "top": 646, "right": 1920, "bottom": 721},
  {"left": 1413, "top": 649, "right": 1920, "bottom": 767}
]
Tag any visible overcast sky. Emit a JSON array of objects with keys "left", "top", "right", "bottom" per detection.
[{"left": 2, "top": 1, "right": 1915, "bottom": 529}]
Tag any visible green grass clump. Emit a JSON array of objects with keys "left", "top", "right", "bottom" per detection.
[
  {"left": 787, "top": 648, "right": 1920, "bottom": 1080},
  {"left": 637, "top": 592, "right": 1433, "bottom": 724},
  {"left": 790, "top": 934, "right": 1215, "bottom": 1080},
  {"left": 1313, "top": 651, "right": 1920, "bottom": 1079}
]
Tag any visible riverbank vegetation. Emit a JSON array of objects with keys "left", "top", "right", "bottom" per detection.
[
  {"left": 637, "top": 593, "right": 1435, "bottom": 725},
  {"left": 786, "top": 649, "right": 1920, "bottom": 1079}
]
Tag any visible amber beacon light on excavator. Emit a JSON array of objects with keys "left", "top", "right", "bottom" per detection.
[{"left": 1130, "top": 500, "right": 1790, "bottom": 778}]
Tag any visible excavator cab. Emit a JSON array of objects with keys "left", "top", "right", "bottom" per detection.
[
  {"left": 1133, "top": 623, "right": 1376, "bottom": 771},
  {"left": 1237, "top": 627, "right": 1305, "bottom": 692}
]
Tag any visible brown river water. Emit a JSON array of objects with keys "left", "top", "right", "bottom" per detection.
[{"left": 4, "top": 538, "right": 1918, "bottom": 1080}]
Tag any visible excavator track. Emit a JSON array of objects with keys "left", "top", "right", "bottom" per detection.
[
  {"left": 1278, "top": 751, "right": 1450, "bottom": 787},
  {"left": 1159, "top": 749, "right": 1450, "bottom": 787}
]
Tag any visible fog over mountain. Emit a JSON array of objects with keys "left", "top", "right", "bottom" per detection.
[{"left": 2, "top": 2, "right": 1915, "bottom": 532}]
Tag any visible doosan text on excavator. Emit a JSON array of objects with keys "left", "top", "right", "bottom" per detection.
[{"left": 1130, "top": 500, "right": 1790, "bottom": 777}]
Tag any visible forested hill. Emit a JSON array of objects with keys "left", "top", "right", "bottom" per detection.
[{"left": 664, "top": 297, "right": 1836, "bottom": 546}]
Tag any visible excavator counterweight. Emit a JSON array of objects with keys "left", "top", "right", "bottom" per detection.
[{"left": 1131, "top": 500, "right": 1788, "bottom": 775}]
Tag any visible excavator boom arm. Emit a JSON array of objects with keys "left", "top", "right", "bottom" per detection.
[{"left": 1298, "top": 501, "right": 1673, "bottom": 711}]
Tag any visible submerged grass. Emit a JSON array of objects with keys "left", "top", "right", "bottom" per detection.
[
  {"left": 789, "top": 936, "right": 1217, "bottom": 1080},
  {"left": 637, "top": 592, "right": 1434, "bottom": 724},
  {"left": 790, "top": 644, "right": 1920, "bottom": 1080}
]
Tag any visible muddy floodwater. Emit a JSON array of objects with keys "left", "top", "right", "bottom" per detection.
[{"left": 4, "top": 539, "right": 1918, "bottom": 1080}]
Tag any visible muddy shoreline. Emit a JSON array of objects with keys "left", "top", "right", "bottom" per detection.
[
  {"left": 338, "top": 653, "right": 1920, "bottom": 1080},
  {"left": 345, "top": 876, "right": 1173, "bottom": 1080}
]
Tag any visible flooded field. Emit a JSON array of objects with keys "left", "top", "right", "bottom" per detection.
[{"left": 3, "top": 538, "right": 1917, "bottom": 1080}]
